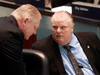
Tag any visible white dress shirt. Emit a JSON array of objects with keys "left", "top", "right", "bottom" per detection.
[{"left": 59, "top": 33, "right": 95, "bottom": 75}]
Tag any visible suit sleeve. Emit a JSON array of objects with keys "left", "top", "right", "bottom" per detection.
[{"left": 0, "top": 35, "right": 26, "bottom": 75}]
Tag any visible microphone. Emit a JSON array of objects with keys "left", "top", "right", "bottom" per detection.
[{"left": 78, "top": 65, "right": 83, "bottom": 68}]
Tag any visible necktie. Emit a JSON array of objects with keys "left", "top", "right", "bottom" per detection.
[{"left": 63, "top": 45, "right": 84, "bottom": 75}]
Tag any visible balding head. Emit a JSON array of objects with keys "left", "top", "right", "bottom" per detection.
[
  {"left": 51, "top": 11, "right": 73, "bottom": 26},
  {"left": 11, "top": 4, "right": 41, "bottom": 21},
  {"left": 11, "top": 4, "right": 41, "bottom": 40}
]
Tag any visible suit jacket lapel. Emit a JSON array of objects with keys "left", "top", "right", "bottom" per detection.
[
  {"left": 74, "top": 32, "right": 96, "bottom": 67},
  {"left": 49, "top": 37, "right": 66, "bottom": 75}
]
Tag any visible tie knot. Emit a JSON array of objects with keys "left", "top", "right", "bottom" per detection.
[{"left": 63, "top": 45, "right": 72, "bottom": 50}]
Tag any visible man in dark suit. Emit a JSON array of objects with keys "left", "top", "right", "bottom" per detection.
[
  {"left": 0, "top": 4, "right": 41, "bottom": 75},
  {"left": 32, "top": 11, "right": 100, "bottom": 75}
]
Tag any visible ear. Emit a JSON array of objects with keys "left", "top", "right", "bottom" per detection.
[
  {"left": 71, "top": 23, "right": 74, "bottom": 32},
  {"left": 23, "top": 18, "right": 28, "bottom": 27},
  {"left": 72, "top": 23, "right": 74, "bottom": 29}
]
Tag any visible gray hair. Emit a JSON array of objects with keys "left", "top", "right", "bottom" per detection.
[{"left": 11, "top": 4, "right": 41, "bottom": 21}]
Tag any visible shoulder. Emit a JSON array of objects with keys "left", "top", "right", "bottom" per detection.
[
  {"left": 74, "top": 32, "right": 98, "bottom": 39},
  {"left": 0, "top": 16, "right": 24, "bottom": 43},
  {"left": 74, "top": 32, "right": 100, "bottom": 44}
]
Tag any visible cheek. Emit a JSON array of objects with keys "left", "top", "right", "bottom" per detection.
[
  {"left": 28, "top": 27, "right": 32, "bottom": 32},
  {"left": 27, "top": 26, "right": 33, "bottom": 35},
  {"left": 52, "top": 30, "right": 56, "bottom": 37},
  {"left": 52, "top": 30, "right": 56, "bottom": 35},
  {"left": 62, "top": 30, "right": 71, "bottom": 36}
]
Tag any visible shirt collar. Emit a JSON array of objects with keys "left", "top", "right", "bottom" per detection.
[{"left": 69, "top": 33, "right": 79, "bottom": 48}]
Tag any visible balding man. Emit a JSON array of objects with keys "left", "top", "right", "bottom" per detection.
[
  {"left": 0, "top": 4, "right": 41, "bottom": 75},
  {"left": 32, "top": 11, "right": 100, "bottom": 75}
]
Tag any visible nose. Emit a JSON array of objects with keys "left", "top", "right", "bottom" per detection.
[{"left": 57, "top": 28, "right": 61, "bottom": 33}]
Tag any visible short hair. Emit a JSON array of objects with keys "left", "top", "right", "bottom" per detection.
[
  {"left": 11, "top": 4, "right": 41, "bottom": 21},
  {"left": 51, "top": 11, "right": 73, "bottom": 25}
]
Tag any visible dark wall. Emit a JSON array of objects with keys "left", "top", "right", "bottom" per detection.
[
  {"left": 3, "top": 0, "right": 94, "bottom": 8},
  {"left": 51, "top": 0, "right": 94, "bottom": 8},
  {"left": 3, "top": 0, "right": 45, "bottom": 8}
]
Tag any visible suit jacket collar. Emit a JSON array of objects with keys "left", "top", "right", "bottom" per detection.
[
  {"left": 74, "top": 32, "right": 93, "bottom": 59},
  {"left": 8, "top": 15, "right": 18, "bottom": 27},
  {"left": 74, "top": 32, "right": 95, "bottom": 58}
]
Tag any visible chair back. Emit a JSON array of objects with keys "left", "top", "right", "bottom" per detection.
[{"left": 23, "top": 49, "right": 49, "bottom": 75}]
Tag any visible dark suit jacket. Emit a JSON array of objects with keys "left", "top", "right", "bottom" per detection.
[
  {"left": 0, "top": 15, "right": 26, "bottom": 75},
  {"left": 32, "top": 32, "right": 100, "bottom": 75}
]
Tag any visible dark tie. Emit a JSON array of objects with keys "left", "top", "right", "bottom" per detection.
[{"left": 63, "top": 45, "right": 84, "bottom": 75}]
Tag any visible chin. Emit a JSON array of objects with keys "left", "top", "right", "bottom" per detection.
[
  {"left": 56, "top": 40, "right": 64, "bottom": 45},
  {"left": 59, "top": 43, "right": 65, "bottom": 45},
  {"left": 56, "top": 39, "right": 67, "bottom": 45}
]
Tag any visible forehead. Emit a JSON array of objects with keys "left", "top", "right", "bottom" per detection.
[
  {"left": 52, "top": 12, "right": 71, "bottom": 19},
  {"left": 52, "top": 18, "right": 71, "bottom": 26},
  {"left": 52, "top": 14, "right": 71, "bottom": 24}
]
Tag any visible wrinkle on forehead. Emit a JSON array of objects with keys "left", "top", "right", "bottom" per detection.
[
  {"left": 52, "top": 13, "right": 71, "bottom": 24},
  {"left": 52, "top": 17, "right": 71, "bottom": 26},
  {"left": 52, "top": 20, "right": 63, "bottom": 25}
]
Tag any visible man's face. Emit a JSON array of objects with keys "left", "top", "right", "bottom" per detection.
[
  {"left": 52, "top": 18, "right": 74, "bottom": 45},
  {"left": 24, "top": 17, "right": 41, "bottom": 40}
]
